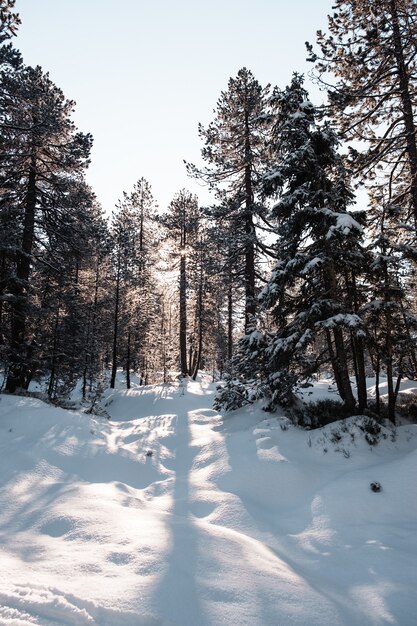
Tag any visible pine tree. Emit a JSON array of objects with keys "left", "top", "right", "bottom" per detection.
[
  {"left": 362, "top": 202, "right": 417, "bottom": 423},
  {"left": 187, "top": 68, "right": 273, "bottom": 333},
  {"left": 259, "top": 75, "right": 367, "bottom": 410},
  {"left": 159, "top": 190, "right": 199, "bottom": 376},
  {"left": 109, "top": 179, "right": 160, "bottom": 388},
  {"left": 0, "top": 64, "right": 93, "bottom": 391},
  {"left": 0, "top": 0, "right": 20, "bottom": 42},
  {"left": 109, "top": 201, "right": 137, "bottom": 389},
  {"left": 307, "top": 0, "right": 417, "bottom": 231}
]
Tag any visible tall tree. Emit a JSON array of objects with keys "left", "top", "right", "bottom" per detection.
[
  {"left": 0, "top": 64, "right": 93, "bottom": 391},
  {"left": 109, "top": 178, "right": 160, "bottom": 389},
  {"left": 187, "top": 67, "right": 272, "bottom": 333},
  {"left": 160, "top": 190, "right": 199, "bottom": 376},
  {"left": 307, "top": 0, "right": 417, "bottom": 230},
  {"left": 259, "top": 75, "right": 367, "bottom": 410}
]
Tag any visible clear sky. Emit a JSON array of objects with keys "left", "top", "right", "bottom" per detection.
[{"left": 13, "top": 0, "right": 334, "bottom": 215}]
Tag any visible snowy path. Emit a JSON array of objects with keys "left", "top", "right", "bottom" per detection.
[{"left": 0, "top": 376, "right": 417, "bottom": 625}]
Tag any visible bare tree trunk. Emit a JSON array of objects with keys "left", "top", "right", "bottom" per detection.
[
  {"left": 227, "top": 284, "right": 233, "bottom": 361},
  {"left": 244, "top": 107, "right": 256, "bottom": 334},
  {"left": 48, "top": 309, "right": 60, "bottom": 398},
  {"left": 126, "top": 329, "right": 131, "bottom": 389},
  {"left": 192, "top": 268, "right": 204, "bottom": 380},
  {"left": 349, "top": 273, "right": 367, "bottom": 411},
  {"left": 6, "top": 153, "right": 36, "bottom": 392},
  {"left": 390, "top": 0, "right": 417, "bottom": 230},
  {"left": 375, "top": 353, "right": 381, "bottom": 416},
  {"left": 110, "top": 257, "right": 121, "bottom": 389},
  {"left": 179, "top": 254, "right": 188, "bottom": 376},
  {"left": 324, "top": 265, "right": 355, "bottom": 410}
]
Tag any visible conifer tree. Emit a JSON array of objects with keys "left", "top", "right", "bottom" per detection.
[
  {"left": 187, "top": 68, "right": 272, "bottom": 333},
  {"left": 109, "top": 179, "right": 160, "bottom": 388},
  {"left": 307, "top": 0, "right": 417, "bottom": 230},
  {"left": 0, "top": 64, "right": 93, "bottom": 391},
  {"left": 0, "top": 0, "right": 20, "bottom": 42},
  {"left": 259, "top": 75, "right": 367, "bottom": 410},
  {"left": 160, "top": 190, "right": 199, "bottom": 376}
]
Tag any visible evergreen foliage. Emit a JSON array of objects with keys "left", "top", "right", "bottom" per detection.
[
  {"left": 1, "top": 3, "right": 416, "bottom": 431},
  {"left": 229, "top": 75, "right": 368, "bottom": 411},
  {"left": 307, "top": 0, "right": 417, "bottom": 231},
  {"left": 187, "top": 68, "right": 273, "bottom": 334}
]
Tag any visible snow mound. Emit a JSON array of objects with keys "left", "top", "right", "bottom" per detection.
[{"left": 0, "top": 584, "right": 159, "bottom": 625}]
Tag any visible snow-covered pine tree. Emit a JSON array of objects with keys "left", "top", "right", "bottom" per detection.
[
  {"left": 258, "top": 74, "right": 368, "bottom": 411},
  {"left": 312, "top": 0, "right": 417, "bottom": 420}
]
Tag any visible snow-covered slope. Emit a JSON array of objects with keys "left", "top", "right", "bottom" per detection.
[{"left": 0, "top": 376, "right": 416, "bottom": 625}]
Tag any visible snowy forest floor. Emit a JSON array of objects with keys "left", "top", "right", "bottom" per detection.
[{"left": 0, "top": 373, "right": 417, "bottom": 626}]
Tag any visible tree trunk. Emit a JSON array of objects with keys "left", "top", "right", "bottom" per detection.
[
  {"left": 179, "top": 254, "right": 188, "bottom": 376},
  {"left": 375, "top": 353, "right": 381, "bottom": 416},
  {"left": 82, "top": 306, "right": 91, "bottom": 399},
  {"left": 110, "top": 258, "right": 121, "bottom": 389},
  {"left": 244, "top": 108, "right": 256, "bottom": 334},
  {"left": 6, "top": 153, "right": 37, "bottom": 392},
  {"left": 333, "top": 326, "right": 356, "bottom": 411},
  {"left": 89, "top": 260, "right": 100, "bottom": 393},
  {"left": 353, "top": 334, "right": 367, "bottom": 412},
  {"left": 324, "top": 265, "right": 355, "bottom": 410},
  {"left": 126, "top": 330, "right": 131, "bottom": 389},
  {"left": 390, "top": 0, "right": 417, "bottom": 230},
  {"left": 350, "top": 273, "right": 367, "bottom": 411},
  {"left": 48, "top": 309, "right": 60, "bottom": 398},
  {"left": 192, "top": 270, "right": 204, "bottom": 380},
  {"left": 227, "top": 284, "right": 233, "bottom": 361}
]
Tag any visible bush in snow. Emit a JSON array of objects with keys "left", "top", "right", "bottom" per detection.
[
  {"left": 395, "top": 394, "right": 417, "bottom": 424},
  {"left": 286, "top": 398, "right": 357, "bottom": 429},
  {"left": 213, "top": 376, "right": 267, "bottom": 412},
  {"left": 214, "top": 322, "right": 272, "bottom": 412}
]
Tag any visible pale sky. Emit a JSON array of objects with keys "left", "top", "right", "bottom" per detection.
[{"left": 14, "top": 0, "right": 333, "bottom": 214}]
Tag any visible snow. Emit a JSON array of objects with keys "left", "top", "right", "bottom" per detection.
[{"left": 0, "top": 374, "right": 417, "bottom": 625}]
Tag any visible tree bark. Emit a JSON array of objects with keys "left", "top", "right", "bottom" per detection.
[
  {"left": 6, "top": 152, "right": 37, "bottom": 392},
  {"left": 110, "top": 256, "right": 121, "bottom": 389},
  {"left": 227, "top": 284, "right": 233, "bottom": 361},
  {"left": 390, "top": 0, "right": 417, "bottom": 230},
  {"left": 126, "top": 329, "right": 131, "bottom": 389},
  {"left": 179, "top": 253, "right": 188, "bottom": 376},
  {"left": 244, "top": 107, "right": 256, "bottom": 334},
  {"left": 192, "top": 269, "right": 204, "bottom": 380}
]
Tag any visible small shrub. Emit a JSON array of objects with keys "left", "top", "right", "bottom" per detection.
[
  {"left": 396, "top": 394, "right": 417, "bottom": 424},
  {"left": 213, "top": 378, "right": 253, "bottom": 412},
  {"left": 366, "top": 401, "right": 390, "bottom": 421},
  {"left": 358, "top": 417, "right": 382, "bottom": 446},
  {"left": 329, "top": 429, "right": 342, "bottom": 444},
  {"left": 287, "top": 398, "right": 354, "bottom": 429}
]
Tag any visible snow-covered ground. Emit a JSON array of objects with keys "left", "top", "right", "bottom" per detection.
[{"left": 0, "top": 374, "right": 416, "bottom": 625}]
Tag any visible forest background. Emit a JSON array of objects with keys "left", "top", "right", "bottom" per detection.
[{"left": 1, "top": 0, "right": 417, "bottom": 428}]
